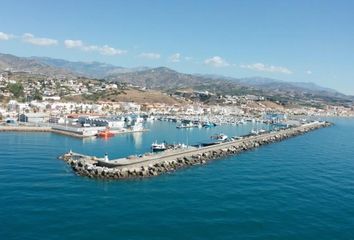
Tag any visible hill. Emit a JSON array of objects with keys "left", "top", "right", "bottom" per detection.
[
  {"left": 106, "top": 67, "right": 221, "bottom": 89},
  {"left": 0, "top": 52, "right": 353, "bottom": 106},
  {"left": 64, "top": 88, "right": 183, "bottom": 105},
  {"left": 0, "top": 53, "right": 74, "bottom": 77},
  {"left": 30, "top": 56, "right": 149, "bottom": 78}
]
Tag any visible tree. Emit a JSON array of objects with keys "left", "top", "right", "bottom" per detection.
[
  {"left": 8, "top": 83, "right": 24, "bottom": 98},
  {"left": 33, "top": 89, "right": 43, "bottom": 101}
]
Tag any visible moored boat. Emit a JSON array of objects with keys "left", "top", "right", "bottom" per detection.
[
  {"left": 151, "top": 141, "right": 167, "bottom": 152},
  {"left": 97, "top": 128, "right": 115, "bottom": 138},
  {"left": 210, "top": 133, "right": 228, "bottom": 141}
]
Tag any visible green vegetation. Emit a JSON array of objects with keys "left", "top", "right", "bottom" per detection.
[
  {"left": 7, "top": 83, "right": 24, "bottom": 98},
  {"left": 83, "top": 92, "right": 102, "bottom": 102},
  {"left": 33, "top": 89, "right": 43, "bottom": 101}
]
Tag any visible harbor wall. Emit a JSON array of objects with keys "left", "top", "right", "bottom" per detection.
[
  {"left": 60, "top": 121, "right": 332, "bottom": 180},
  {"left": 0, "top": 124, "right": 148, "bottom": 138},
  {"left": 0, "top": 126, "right": 52, "bottom": 132},
  {"left": 0, "top": 125, "right": 94, "bottom": 138}
]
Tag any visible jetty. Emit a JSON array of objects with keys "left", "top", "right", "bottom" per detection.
[
  {"left": 59, "top": 121, "right": 332, "bottom": 180},
  {"left": 0, "top": 125, "right": 148, "bottom": 138}
]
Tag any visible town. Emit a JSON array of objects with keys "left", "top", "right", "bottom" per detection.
[{"left": 0, "top": 69, "right": 353, "bottom": 138}]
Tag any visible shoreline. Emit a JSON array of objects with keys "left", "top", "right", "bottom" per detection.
[{"left": 59, "top": 121, "right": 332, "bottom": 180}]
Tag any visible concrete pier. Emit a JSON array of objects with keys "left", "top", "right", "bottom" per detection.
[
  {"left": 59, "top": 121, "right": 332, "bottom": 180},
  {"left": 0, "top": 125, "right": 93, "bottom": 138},
  {"left": 0, "top": 125, "right": 148, "bottom": 138}
]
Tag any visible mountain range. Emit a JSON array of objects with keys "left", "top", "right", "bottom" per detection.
[
  {"left": 0, "top": 52, "right": 352, "bottom": 104},
  {"left": 30, "top": 56, "right": 149, "bottom": 78}
]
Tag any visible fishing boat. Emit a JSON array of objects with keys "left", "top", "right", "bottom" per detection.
[
  {"left": 211, "top": 133, "right": 228, "bottom": 141},
  {"left": 151, "top": 141, "right": 167, "bottom": 152},
  {"left": 97, "top": 128, "right": 115, "bottom": 138}
]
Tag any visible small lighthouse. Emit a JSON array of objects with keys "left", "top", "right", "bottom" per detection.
[{"left": 104, "top": 153, "right": 109, "bottom": 161}]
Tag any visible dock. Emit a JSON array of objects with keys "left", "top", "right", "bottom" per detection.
[
  {"left": 59, "top": 121, "right": 332, "bottom": 180},
  {"left": 0, "top": 125, "right": 148, "bottom": 138}
]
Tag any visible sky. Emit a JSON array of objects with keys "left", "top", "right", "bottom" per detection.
[{"left": 0, "top": 0, "right": 353, "bottom": 94}]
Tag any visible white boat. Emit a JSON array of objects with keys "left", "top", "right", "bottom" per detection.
[
  {"left": 146, "top": 116, "right": 155, "bottom": 122},
  {"left": 132, "top": 123, "right": 143, "bottom": 131},
  {"left": 232, "top": 136, "right": 243, "bottom": 140},
  {"left": 135, "top": 117, "right": 144, "bottom": 123},
  {"left": 211, "top": 133, "right": 228, "bottom": 141},
  {"left": 151, "top": 141, "right": 167, "bottom": 152},
  {"left": 176, "top": 122, "right": 194, "bottom": 129},
  {"left": 251, "top": 129, "right": 259, "bottom": 135},
  {"left": 173, "top": 143, "right": 188, "bottom": 149}
]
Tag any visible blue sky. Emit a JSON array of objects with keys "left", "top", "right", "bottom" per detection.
[{"left": 0, "top": 0, "right": 353, "bottom": 94}]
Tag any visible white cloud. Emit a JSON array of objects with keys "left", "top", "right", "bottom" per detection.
[
  {"left": 99, "top": 45, "right": 126, "bottom": 56},
  {"left": 306, "top": 70, "right": 312, "bottom": 75},
  {"left": 240, "top": 63, "right": 292, "bottom": 74},
  {"left": 139, "top": 52, "right": 161, "bottom": 60},
  {"left": 64, "top": 39, "right": 126, "bottom": 56},
  {"left": 64, "top": 39, "right": 83, "bottom": 48},
  {"left": 22, "top": 33, "right": 58, "bottom": 46},
  {"left": 0, "top": 32, "right": 14, "bottom": 40},
  {"left": 169, "top": 53, "right": 181, "bottom": 62},
  {"left": 204, "top": 56, "right": 230, "bottom": 67}
]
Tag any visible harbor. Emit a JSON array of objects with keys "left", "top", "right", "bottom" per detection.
[
  {"left": 0, "top": 112, "right": 290, "bottom": 138},
  {"left": 59, "top": 120, "right": 332, "bottom": 180}
]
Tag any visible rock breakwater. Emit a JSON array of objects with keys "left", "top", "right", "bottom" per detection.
[{"left": 59, "top": 121, "right": 332, "bottom": 180}]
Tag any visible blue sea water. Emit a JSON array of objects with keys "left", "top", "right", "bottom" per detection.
[{"left": 0, "top": 119, "right": 354, "bottom": 240}]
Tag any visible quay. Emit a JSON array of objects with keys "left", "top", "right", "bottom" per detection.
[
  {"left": 0, "top": 125, "right": 148, "bottom": 138},
  {"left": 59, "top": 121, "right": 332, "bottom": 180}
]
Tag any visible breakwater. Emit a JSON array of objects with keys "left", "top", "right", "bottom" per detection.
[{"left": 59, "top": 121, "right": 332, "bottom": 180}]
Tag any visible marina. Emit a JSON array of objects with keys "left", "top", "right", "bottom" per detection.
[
  {"left": 0, "top": 113, "right": 287, "bottom": 138},
  {"left": 59, "top": 121, "right": 332, "bottom": 179}
]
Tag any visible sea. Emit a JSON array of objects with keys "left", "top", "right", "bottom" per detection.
[{"left": 0, "top": 118, "right": 353, "bottom": 240}]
